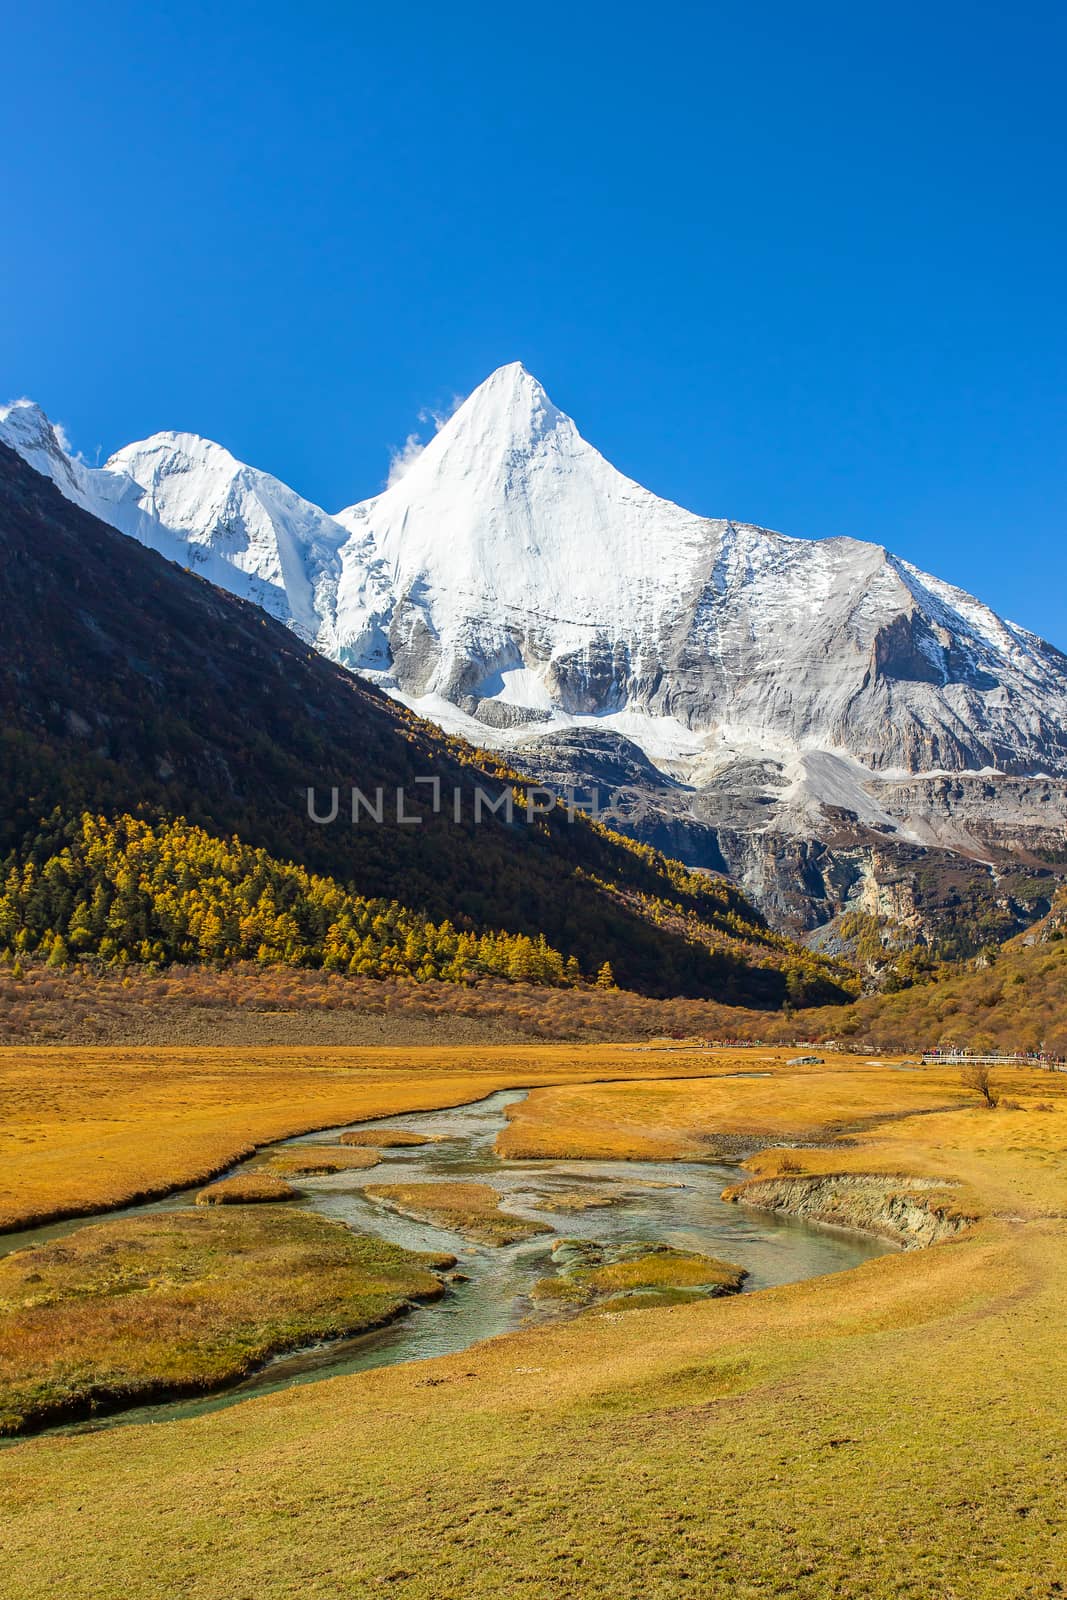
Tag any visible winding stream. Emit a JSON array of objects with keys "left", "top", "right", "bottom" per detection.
[{"left": 2, "top": 1088, "right": 891, "bottom": 1436}]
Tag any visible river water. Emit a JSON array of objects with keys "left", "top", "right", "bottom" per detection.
[{"left": 2, "top": 1088, "right": 890, "bottom": 1435}]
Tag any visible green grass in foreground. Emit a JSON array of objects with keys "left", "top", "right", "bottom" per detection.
[{"left": 0, "top": 1207, "right": 453, "bottom": 1434}]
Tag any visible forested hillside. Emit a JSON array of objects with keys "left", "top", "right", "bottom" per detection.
[
  {"left": 0, "top": 813, "right": 582, "bottom": 982},
  {"left": 812, "top": 891, "right": 1067, "bottom": 1056}
]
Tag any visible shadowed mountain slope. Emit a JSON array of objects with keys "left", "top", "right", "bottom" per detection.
[{"left": 0, "top": 442, "right": 851, "bottom": 1003}]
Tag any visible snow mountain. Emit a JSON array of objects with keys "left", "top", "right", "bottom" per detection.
[
  {"left": 4, "top": 366, "right": 1067, "bottom": 788},
  {"left": 0, "top": 399, "right": 351, "bottom": 652}
]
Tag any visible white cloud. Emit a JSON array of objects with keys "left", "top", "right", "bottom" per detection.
[
  {"left": 384, "top": 392, "right": 466, "bottom": 488},
  {"left": 52, "top": 419, "right": 75, "bottom": 456},
  {"left": 418, "top": 393, "right": 464, "bottom": 433},
  {"left": 386, "top": 431, "right": 426, "bottom": 487}
]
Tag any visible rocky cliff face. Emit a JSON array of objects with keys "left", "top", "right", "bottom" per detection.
[{"left": 508, "top": 729, "right": 1067, "bottom": 948}]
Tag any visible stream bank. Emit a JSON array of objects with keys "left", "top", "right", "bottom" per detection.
[
  {"left": 0, "top": 1088, "right": 894, "bottom": 1440},
  {"left": 722, "top": 1171, "right": 978, "bottom": 1246}
]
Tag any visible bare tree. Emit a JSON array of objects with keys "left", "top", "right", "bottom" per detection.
[{"left": 961, "top": 1062, "right": 999, "bottom": 1108}]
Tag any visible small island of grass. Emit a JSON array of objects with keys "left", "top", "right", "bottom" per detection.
[
  {"left": 531, "top": 1239, "right": 747, "bottom": 1311},
  {"left": 364, "top": 1181, "right": 554, "bottom": 1246},
  {"left": 339, "top": 1128, "right": 432, "bottom": 1148},
  {"left": 265, "top": 1145, "right": 381, "bottom": 1177},
  {"left": 526, "top": 1189, "right": 623, "bottom": 1212},
  {"left": 196, "top": 1172, "right": 298, "bottom": 1204}
]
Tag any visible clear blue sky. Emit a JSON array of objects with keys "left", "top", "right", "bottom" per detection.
[{"left": 3, "top": 1, "right": 1065, "bottom": 642}]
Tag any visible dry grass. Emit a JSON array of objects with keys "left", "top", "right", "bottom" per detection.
[
  {"left": 0, "top": 1064, "right": 1061, "bottom": 1588},
  {"left": 0, "top": 1207, "right": 452, "bottom": 1435},
  {"left": 3, "top": 1224, "right": 1065, "bottom": 1595},
  {"left": 338, "top": 1129, "right": 432, "bottom": 1147},
  {"left": 734, "top": 1067, "right": 1067, "bottom": 1219},
  {"left": 195, "top": 1173, "right": 297, "bottom": 1204},
  {"left": 500, "top": 1059, "right": 1067, "bottom": 1233},
  {"left": 263, "top": 1146, "right": 382, "bottom": 1177},
  {"left": 3, "top": 1050, "right": 1067, "bottom": 1594},
  {"left": 7, "top": 912, "right": 1067, "bottom": 1063},
  {"left": 0, "top": 963, "right": 798, "bottom": 1047},
  {"left": 0, "top": 1043, "right": 741, "bottom": 1233},
  {"left": 364, "top": 1181, "right": 554, "bottom": 1246},
  {"left": 495, "top": 1057, "right": 972, "bottom": 1160}
]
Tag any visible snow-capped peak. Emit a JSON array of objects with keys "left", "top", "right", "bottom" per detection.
[
  {"left": 5, "top": 373, "right": 1067, "bottom": 778},
  {"left": 433, "top": 359, "right": 563, "bottom": 452},
  {"left": 0, "top": 396, "right": 54, "bottom": 447},
  {"left": 106, "top": 428, "right": 242, "bottom": 482},
  {"left": 0, "top": 398, "right": 93, "bottom": 506},
  {"left": 334, "top": 362, "right": 718, "bottom": 669},
  {"left": 94, "top": 430, "right": 350, "bottom": 648}
]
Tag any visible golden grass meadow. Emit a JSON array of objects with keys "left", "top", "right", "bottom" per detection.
[
  {"left": 0, "top": 1043, "right": 1065, "bottom": 1597},
  {"left": 0, "top": 1043, "right": 725, "bottom": 1233}
]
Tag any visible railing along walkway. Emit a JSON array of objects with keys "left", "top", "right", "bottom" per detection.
[{"left": 921, "top": 1050, "right": 1066, "bottom": 1072}]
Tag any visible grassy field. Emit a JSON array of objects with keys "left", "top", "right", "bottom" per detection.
[
  {"left": 494, "top": 1061, "right": 974, "bottom": 1159},
  {"left": 1, "top": 1047, "right": 1066, "bottom": 1596},
  {"left": 0, "top": 1207, "right": 452, "bottom": 1435}
]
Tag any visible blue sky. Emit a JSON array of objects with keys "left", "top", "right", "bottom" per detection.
[{"left": 3, "top": 1, "right": 1065, "bottom": 642}]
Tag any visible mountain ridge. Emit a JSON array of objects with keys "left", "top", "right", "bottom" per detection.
[{"left": 5, "top": 365, "right": 1065, "bottom": 781}]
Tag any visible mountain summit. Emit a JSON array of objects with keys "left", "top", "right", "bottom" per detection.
[
  {"left": 332, "top": 362, "right": 718, "bottom": 707},
  {"left": 5, "top": 369, "right": 1067, "bottom": 781}
]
